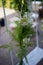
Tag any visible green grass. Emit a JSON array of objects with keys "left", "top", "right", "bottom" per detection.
[
  {"left": 0, "top": 0, "right": 2, "bottom": 7},
  {"left": 6, "top": 0, "right": 10, "bottom": 8},
  {"left": 0, "top": 0, "right": 10, "bottom": 8}
]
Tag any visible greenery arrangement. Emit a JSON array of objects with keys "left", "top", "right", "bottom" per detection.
[
  {"left": 0, "top": 17, "right": 34, "bottom": 65},
  {"left": 9, "top": 17, "right": 34, "bottom": 65},
  {"left": 1, "top": 0, "right": 34, "bottom": 65}
]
